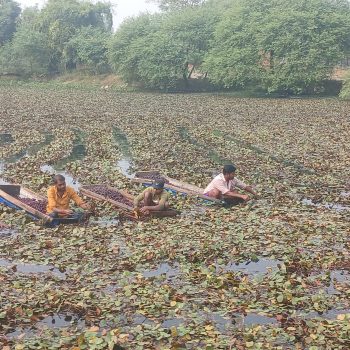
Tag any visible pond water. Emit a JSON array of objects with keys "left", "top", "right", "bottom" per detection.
[
  {"left": 89, "top": 216, "right": 120, "bottom": 227},
  {"left": 301, "top": 198, "right": 350, "bottom": 212},
  {"left": 222, "top": 258, "right": 281, "bottom": 275},
  {"left": 142, "top": 262, "right": 180, "bottom": 279},
  {"left": 0, "top": 258, "right": 66, "bottom": 279},
  {"left": 6, "top": 313, "right": 84, "bottom": 339},
  {"left": 117, "top": 159, "right": 135, "bottom": 179}
]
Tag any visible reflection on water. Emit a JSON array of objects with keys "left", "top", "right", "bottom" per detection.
[
  {"left": 0, "top": 258, "right": 66, "bottom": 279},
  {"left": 117, "top": 159, "right": 135, "bottom": 179},
  {"left": 41, "top": 164, "right": 81, "bottom": 191}
]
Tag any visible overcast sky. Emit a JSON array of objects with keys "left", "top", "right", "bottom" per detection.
[{"left": 16, "top": 0, "right": 159, "bottom": 28}]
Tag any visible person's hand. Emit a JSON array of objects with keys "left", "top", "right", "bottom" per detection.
[
  {"left": 241, "top": 194, "right": 250, "bottom": 202},
  {"left": 81, "top": 203, "right": 91, "bottom": 211},
  {"left": 60, "top": 209, "right": 73, "bottom": 216},
  {"left": 140, "top": 206, "right": 149, "bottom": 214}
]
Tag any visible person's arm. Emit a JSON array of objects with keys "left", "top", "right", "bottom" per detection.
[
  {"left": 224, "top": 191, "right": 250, "bottom": 201},
  {"left": 134, "top": 191, "right": 145, "bottom": 208},
  {"left": 245, "top": 186, "right": 258, "bottom": 197},
  {"left": 141, "top": 191, "right": 168, "bottom": 212},
  {"left": 233, "top": 178, "right": 258, "bottom": 201},
  {"left": 47, "top": 188, "right": 72, "bottom": 215},
  {"left": 69, "top": 188, "right": 90, "bottom": 210}
]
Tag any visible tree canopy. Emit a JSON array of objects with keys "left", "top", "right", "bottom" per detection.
[
  {"left": 204, "top": 0, "right": 350, "bottom": 94},
  {"left": 0, "top": 0, "right": 349, "bottom": 94},
  {"left": 0, "top": 0, "right": 21, "bottom": 45}
]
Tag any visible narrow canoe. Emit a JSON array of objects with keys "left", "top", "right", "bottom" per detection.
[
  {"left": 80, "top": 184, "right": 179, "bottom": 219},
  {"left": 0, "top": 184, "right": 53, "bottom": 223},
  {"left": 131, "top": 170, "right": 222, "bottom": 203}
]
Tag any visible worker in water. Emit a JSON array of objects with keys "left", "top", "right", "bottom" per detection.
[
  {"left": 204, "top": 164, "right": 258, "bottom": 204},
  {"left": 134, "top": 180, "right": 170, "bottom": 215},
  {"left": 47, "top": 174, "right": 90, "bottom": 220}
]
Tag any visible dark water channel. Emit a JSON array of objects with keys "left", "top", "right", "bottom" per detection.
[
  {"left": 178, "top": 126, "right": 231, "bottom": 165},
  {"left": 214, "top": 130, "right": 315, "bottom": 175},
  {"left": 0, "top": 133, "right": 54, "bottom": 184},
  {"left": 54, "top": 130, "right": 86, "bottom": 170}
]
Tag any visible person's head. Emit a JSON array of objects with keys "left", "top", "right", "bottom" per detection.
[
  {"left": 223, "top": 164, "right": 236, "bottom": 180},
  {"left": 53, "top": 174, "right": 66, "bottom": 191},
  {"left": 152, "top": 179, "right": 165, "bottom": 195}
]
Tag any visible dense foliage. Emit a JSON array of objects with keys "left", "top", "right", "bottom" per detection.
[{"left": 0, "top": 0, "right": 349, "bottom": 93}]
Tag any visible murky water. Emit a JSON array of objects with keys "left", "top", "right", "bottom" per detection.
[
  {"left": 113, "top": 127, "right": 135, "bottom": 178},
  {"left": 90, "top": 216, "right": 120, "bottom": 227},
  {"left": 181, "top": 205, "right": 207, "bottom": 218},
  {"left": 117, "top": 159, "right": 135, "bottom": 179},
  {"left": 0, "top": 259, "right": 66, "bottom": 279},
  {"left": 6, "top": 313, "right": 84, "bottom": 339},
  {"left": 161, "top": 318, "right": 185, "bottom": 329},
  {"left": 142, "top": 262, "right": 180, "bottom": 279},
  {"left": 302, "top": 198, "right": 350, "bottom": 212},
  {"left": 222, "top": 258, "right": 281, "bottom": 275},
  {"left": 41, "top": 164, "right": 81, "bottom": 191},
  {"left": 133, "top": 314, "right": 155, "bottom": 326}
]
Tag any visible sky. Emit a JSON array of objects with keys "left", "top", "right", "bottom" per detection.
[{"left": 16, "top": 0, "right": 159, "bottom": 28}]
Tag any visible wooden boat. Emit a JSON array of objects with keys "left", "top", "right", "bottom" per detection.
[
  {"left": 131, "top": 170, "right": 222, "bottom": 203},
  {"left": 80, "top": 184, "right": 179, "bottom": 220},
  {"left": 0, "top": 184, "right": 53, "bottom": 223}
]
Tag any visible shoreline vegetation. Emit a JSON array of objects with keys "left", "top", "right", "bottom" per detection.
[{"left": 0, "top": 73, "right": 345, "bottom": 98}]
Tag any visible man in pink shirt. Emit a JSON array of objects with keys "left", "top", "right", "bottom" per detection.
[{"left": 203, "top": 164, "right": 257, "bottom": 204}]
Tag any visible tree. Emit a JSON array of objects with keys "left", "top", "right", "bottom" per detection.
[
  {"left": 149, "top": 0, "right": 206, "bottom": 11},
  {"left": 0, "top": 0, "right": 21, "bottom": 45},
  {"left": 108, "top": 14, "right": 158, "bottom": 83},
  {"left": 36, "top": 0, "right": 113, "bottom": 72},
  {"left": 65, "top": 26, "right": 110, "bottom": 74},
  {"left": 0, "top": 27, "right": 51, "bottom": 76},
  {"left": 108, "top": 5, "right": 218, "bottom": 89},
  {"left": 204, "top": 0, "right": 350, "bottom": 94}
]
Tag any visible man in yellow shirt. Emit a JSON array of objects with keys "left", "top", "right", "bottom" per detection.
[
  {"left": 134, "top": 180, "right": 170, "bottom": 215},
  {"left": 47, "top": 174, "right": 90, "bottom": 220}
]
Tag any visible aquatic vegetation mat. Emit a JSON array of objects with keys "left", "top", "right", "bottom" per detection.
[{"left": 0, "top": 86, "right": 349, "bottom": 349}]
